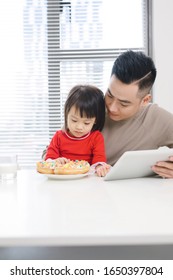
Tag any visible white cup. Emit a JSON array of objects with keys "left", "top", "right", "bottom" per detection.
[{"left": 0, "top": 155, "right": 18, "bottom": 182}]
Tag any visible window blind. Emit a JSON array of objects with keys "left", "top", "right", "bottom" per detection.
[{"left": 0, "top": 0, "right": 149, "bottom": 168}]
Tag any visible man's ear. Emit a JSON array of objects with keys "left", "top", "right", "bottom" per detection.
[{"left": 141, "top": 94, "right": 152, "bottom": 105}]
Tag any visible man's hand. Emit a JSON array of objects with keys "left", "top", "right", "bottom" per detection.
[{"left": 152, "top": 156, "right": 173, "bottom": 178}]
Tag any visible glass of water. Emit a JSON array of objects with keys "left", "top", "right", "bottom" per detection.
[{"left": 0, "top": 155, "right": 18, "bottom": 182}]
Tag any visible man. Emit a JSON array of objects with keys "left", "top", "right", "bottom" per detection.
[{"left": 102, "top": 50, "right": 173, "bottom": 178}]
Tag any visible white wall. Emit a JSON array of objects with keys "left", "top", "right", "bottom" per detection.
[{"left": 152, "top": 0, "right": 173, "bottom": 113}]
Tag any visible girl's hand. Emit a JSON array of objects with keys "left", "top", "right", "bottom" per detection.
[
  {"left": 95, "top": 163, "right": 111, "bottom": 177},
  {"left": 56, "top": 157, "right": 70, "bottom": 165}
]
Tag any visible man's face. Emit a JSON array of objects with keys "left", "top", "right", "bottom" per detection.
[{"left": 105, "top": 75, "right": 151, "bottom": 121}]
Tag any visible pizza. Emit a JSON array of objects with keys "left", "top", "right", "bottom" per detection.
[
  {"left": 37, "top": 160, "right": 90, "bottom": 175},
  {"left": 36, "top": 160, "right": 55, "bottom": 174}
]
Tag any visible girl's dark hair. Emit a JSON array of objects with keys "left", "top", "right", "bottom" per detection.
[{"left": 64, "top": 85, "right": 105, "bottom": 131}]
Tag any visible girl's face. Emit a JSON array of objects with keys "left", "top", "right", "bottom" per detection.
[{"left": 67, "top": 106, "right": 96, "bottom": 138}]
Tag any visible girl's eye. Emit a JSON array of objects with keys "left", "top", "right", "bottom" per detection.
[
  {"left": 71, "top": 119, "right": 77, "bottom": 122},
  {"left": 84, "top": 122, "right": 91, "bottom": 125}
]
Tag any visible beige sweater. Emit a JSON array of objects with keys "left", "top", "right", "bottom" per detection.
[{"left": 102, "top": 103, "right": 173, "bottom": 165}]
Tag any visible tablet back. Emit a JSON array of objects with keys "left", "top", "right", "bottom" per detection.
[{"left": 104, "top": 148, "right": 173, "bottom": 181}]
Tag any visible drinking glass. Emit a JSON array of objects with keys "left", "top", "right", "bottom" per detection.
[{"left": 0, "top": 155, "right": 18, "bottom": 182}]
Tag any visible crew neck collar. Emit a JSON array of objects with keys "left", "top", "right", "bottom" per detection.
[{"left": 64, "top": 130, "right": 91, "bottom": 140}]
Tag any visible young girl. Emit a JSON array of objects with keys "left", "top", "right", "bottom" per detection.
[{"left": 45, "top": 84, "right": 110, "bottom": 177}]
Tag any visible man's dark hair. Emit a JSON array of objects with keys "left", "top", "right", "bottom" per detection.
[
  {"left": 111, "top": 50, "right": 157, "bottom": 96},
  {"left": 64, "top": 84, "right": 105, "bottom": 131}
]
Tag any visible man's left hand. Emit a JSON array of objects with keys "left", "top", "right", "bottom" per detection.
[{"left": 152, "top": 156, "right": 173, "bottom": 178}]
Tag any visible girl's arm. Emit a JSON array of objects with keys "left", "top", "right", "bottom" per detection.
[
  {"left": 91, "top": 132, "right": 111, "bottom": 177},
  {"left": 91, "top": 131, "right": 106, "bottom": 164},
  {"left": 45, "top": 132, "right": 60, "bottom": 160}
]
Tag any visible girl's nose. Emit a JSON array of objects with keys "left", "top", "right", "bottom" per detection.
[{"left": 76, "top": 123, "right": 83, "bottom": 130}]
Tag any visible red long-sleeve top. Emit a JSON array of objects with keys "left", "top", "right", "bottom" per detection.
[{"left": 45, "top": 130, "right": 106, "bottom": 165}]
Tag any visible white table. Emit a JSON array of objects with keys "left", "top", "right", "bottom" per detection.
[{"left": 0, "top": 170, "right": 173, "bottom": 259}]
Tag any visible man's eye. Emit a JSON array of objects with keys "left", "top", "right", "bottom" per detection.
[
  {"left": 107, "top": 92, "right": 113, "bottom": 98},
  {"left": 120, "top": 103, "right": 128, "bottom": 107}
]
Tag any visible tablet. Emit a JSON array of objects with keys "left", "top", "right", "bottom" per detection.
[{"left": 104, "top": 147, "right": 173, "bottom": 181}]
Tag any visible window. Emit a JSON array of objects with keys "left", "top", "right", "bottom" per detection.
[{"left": 0, "top": 0, "right": 150, "bottom": 168}]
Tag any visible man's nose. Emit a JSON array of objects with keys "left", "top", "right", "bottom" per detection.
[{"left": 109, "top": 100, "right": 119, "bottom": 112}]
